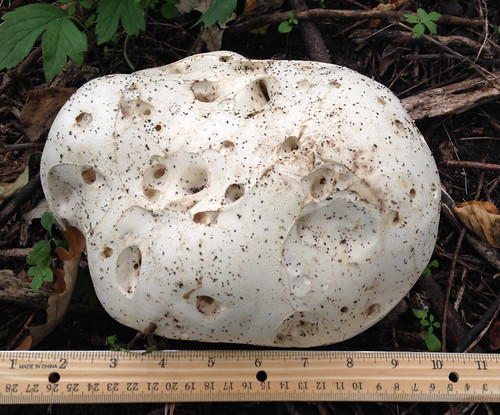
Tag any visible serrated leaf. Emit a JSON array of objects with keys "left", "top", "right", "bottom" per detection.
[
  {"left": 41, "top": 211, "right": 54, "bottom": 235},
  {"left": 0, "top": 4, "right": 65, "bottom": 71},
  {"left": 41, "top": 16, "right": 87, "bottom": 81},
  {"left": 416, "top": 8, "right": 428, "bottom": 20},
  {"left": 195, "top": 0, "right": 237, "bottom": 27},
  {"left": 413, "top": 23, "right": 425, "bottom": 38},
  {"left": 28, "top": 266, "right": 53, "bottom": 293},
  {"left": 27, "top": 240, "right": 52, "bottom": 266},
  {"left": 404, "top": 14, "right": 420, "bottom": 24},
  {"left": 412, "top": 309, "right": 428, "bottom": 319},
  {"left": 424, "top": 20, "right": 437, "bottom": 34},
  {"left": 31, "top": 275, "right": 44, "bottom": 293},
  {"left": 428, "top": 11, "right": 441, "bottom": 22},
  {"left": 425, "top": 332, "right": 442, "bottom": 352},
  {"left": 96, "top": 0, "right": 146, "bottom": 45}
]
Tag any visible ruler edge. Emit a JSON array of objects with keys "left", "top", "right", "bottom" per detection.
[{"left": 2, "top": 350, "right": 500, "bottom": 404}]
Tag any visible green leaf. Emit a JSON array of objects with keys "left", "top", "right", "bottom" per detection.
[
  {"left": 404, "top": 13, "right": 420, "bottom": 24},
  {"left": 96, "top": 0, "right": 146, "bottom": 45},
  {"left": 41, "top": 212, "right": 54, "bottom": 235},
  {"left": 0, "top": 4, "right": 65, "bottom": 71},
  {"left": 412, "top": 309, "right": 428, "bottom": 319},
  {"left": 28, "top": 266, "right": 53, "bottom": 293},
  {"left": 433, "top": 321, "right": 441, "bottom": 328},
  {"left": 80, "top": 1, "right": 92, "bottom": 9},
  {"left": 429, "top": 259, "right": 439, "bottom": 268},
  {"left": 427, "top": 11, "right": 441, "bottom": 22},
  {"left": 54, "top": 239, "right": 70, "bottom": 250},
  {"left": 27, "top": 240, "right": 52, "bottom": 266},
  {"left": 425, "top": 331, "right": 442, "bottom": 352},
  {"left": 195, "top": 0, "right": 237, "bottom": 27},
  {"left": 278, "top": 21, "right": 293, "bottom": 33},
  {"left": 429, "top": 314, "right": 435, "bottom": 323},
  {"left": 424, "top": 20, "right": 437, "bottom": 34},
  {"left": 41, "top": 15, "right": 87, "bottom": 80},
  {"left": 413, "top": 23, "right": 425, "bottom": 38},
  {"left": 416, "top": 8, "right": 428, "bottom": 20},
  {"left": 421, "top": 319, "right": 430, "bottom": 327},
  {"left": 160, "top": 3, "right": 178, "bottom": 19}
]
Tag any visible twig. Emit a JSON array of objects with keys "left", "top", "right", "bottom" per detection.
[
  {"left": 288, "top": 0, "right": 331, "bottom": 63},
  {"left": 0, "top": 171, "right": 41, "bottom": 228},
  {"left": 226, "top": 9, "right": 486, "bottom": 34},
  {"left": 444, "top": 160, "right": 500, "bottom": 171},
  {"left": 456, "top": 290, "right": 500, "bottom": 352},
  {"left": 442, "top": 227, "right": 466, "bottom": 352}
]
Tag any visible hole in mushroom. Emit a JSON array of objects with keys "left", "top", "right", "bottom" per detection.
[
  {"left": 75, "top": 112, "right": 92, "bottom": 128},
  {"left": 340, "top": 306, "right": 349, "bottom": 313},
  {"left": 221, "top": 140, "right": 235, "bottom": 152},
  {"left": 219, "top": 55, "right": 233, "bottom": 62},
  {"left": 155, "top": 124, "right": 162, "bottom": 131},
  {"left": 409, "top": 188, "right": 416, "bottom": 199},
  {"left": 308, "top": 168, "right": 335, "bottom": 200},
  {"left": 257, "top": 79, "right": 270, "bottom": 102},
  {"left": 365, "top": 303, "right": 381, "bottom": 316},
  {"left": 116, "top": 246, "right": 142, "bottom": 297},
  {"left": 191, "top": 80, "right": 218, "bottom": 103},
  {"left": 233, "top": 77, "right": 275, "bottom": 117},
  {"left": 143, "top": 109, "right": 151, "bottom": 116},
  {"left": 81, "top": 168, "right": 97, "bottom": 184},
  {"left": 330, "top": 80, "right": 341, "bottom": 88},
  {"left": 280, "top": 136, "right": 299, "bottom": 155},
  {"left": 225, "top": 184, "right": 244, "bottom": 203},
  {"left": 103, "top": 247, "right": 113, "bottom": 258},
  {"left": 193, "top": 211, "right": 218, "bottom": 225},
  {"left": 297, "top": 79, "right": 310, "bottom": 92},
  {"left": 196, "top": 295, "right": 220, "bottom": 315},
  {"left": 143, "top": 187, "right": 160, "bottom": 200},
  {"left": 153, "top": 167, "right": 166, "bottom": 179}
]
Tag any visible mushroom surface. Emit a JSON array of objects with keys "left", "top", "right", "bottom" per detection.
[{"left": 40, "top": 51, "right": 440, "bottom": 347}]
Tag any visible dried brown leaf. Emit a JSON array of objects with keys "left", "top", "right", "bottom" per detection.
[
  {"left": 55, "top": 226, "right": 86, "bottom": 261},
  {"left": 453, "top": 201, "right": 500, "bottom": 248},
  {"left": 20, "top": 87, "right": 75, "bottom": 141},
  {"left": 489, "top": 321, "right": 500, "bottom": 350}
]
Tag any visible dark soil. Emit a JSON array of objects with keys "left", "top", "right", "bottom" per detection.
[{"left": 1, "top": 0, "right": 500, "bottom": 414}]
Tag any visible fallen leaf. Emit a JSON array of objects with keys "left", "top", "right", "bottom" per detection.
[
  {"left": 26, "top": 255, "right": 80, "bottom": 347},
  {"left": 16, "top": 226, "right": 86, "bottom": 349},
  {"left": 368, "top": 0, "right": 409, "bottom": 28},
  {"left": 0, "top": 165, "right": 29, "bottom": 200},
  {"left": 453, "top": 201, "right": 500, "bottom": 248},
  {"left": 489, "top": 321, "right": 500, "bottom": 350},
  {"left": 55, "top": 226, "right": 86, "bottom": 261},
  {"left": 20, "top": 87, "right": 75, "bottom": 141}
]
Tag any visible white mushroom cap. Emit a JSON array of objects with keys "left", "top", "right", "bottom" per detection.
[{"left": 40, "top": 51, "right": 440, "bottom": 347}]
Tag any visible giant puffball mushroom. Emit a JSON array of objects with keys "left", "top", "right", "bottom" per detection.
[{"left": 40, "top": 51, "right": 440, "bottom": 347}]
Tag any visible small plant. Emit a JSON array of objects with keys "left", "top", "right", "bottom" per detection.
[
  {"left": 313, "top": 0, "right": 326, "bottom": 8},
  {"left": 105, "top": 334, "right": 128, "bottom": 351},
  {"left": 278, "top": 11, "right": 299, "bottom": 34},
  {"left": 106, "top": 334, "right": 158, "bottom": 353},
  {"left": 194, "top": 0, "right": 237, "bottom": 27},
  {"left": 422, "top": 259, "right": 439, "bottom": 280},
  {"left": 0, "top": 0, "right": 237, "bottom": 81},
  {"left": 26, "top": 212, "right": 68, "bottom": 293},
  {"left": 404, "top": 8, "right": 441, "bottom": 38},
  {"left": 413, "top": 309, "right": 442, "bottom": 352}
]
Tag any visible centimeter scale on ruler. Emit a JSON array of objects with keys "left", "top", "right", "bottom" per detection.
[{"left": 1, "top": 350, "right": 499, "bottom": 404}]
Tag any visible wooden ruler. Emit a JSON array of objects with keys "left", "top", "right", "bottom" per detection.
[{"left": 1, "top": 350, "right": 499, "bottom": 404}]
